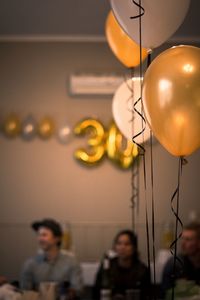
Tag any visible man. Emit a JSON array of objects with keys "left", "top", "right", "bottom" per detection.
[
  {"left": 20, "top": 219, "right": 83, "bottom": 298},
  {"left": 161, "top": 222, "right": 200, "bottom": 296}
]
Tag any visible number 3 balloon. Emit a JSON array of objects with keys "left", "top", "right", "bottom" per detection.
[{"left": 74, "top": 118, "right": 105, "bottom": 165}]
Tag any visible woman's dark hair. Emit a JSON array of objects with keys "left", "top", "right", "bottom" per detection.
[{"left": 113, "top": 229, "right": 139, "bottom": 261}]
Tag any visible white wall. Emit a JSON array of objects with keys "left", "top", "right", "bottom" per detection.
[{"left": 0, "top": 41, "right": 199, "bottom": 280}]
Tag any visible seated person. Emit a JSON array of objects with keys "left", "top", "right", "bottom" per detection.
[
  {"left": 93, "top": 229, "right": 150, "bottom": 300},
  {"left": 20, "top": 219, "right": 83, "bottom": 298},
  {"left": 0, "top": 277, "right": 7, "bottom": 286},
  {"left": 161, "top": 222, "right": 200, "bottom": 297}
]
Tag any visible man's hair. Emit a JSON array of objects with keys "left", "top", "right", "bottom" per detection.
[
  {"left": 31, "top": 218, "right": 63, "bottom": 248},
  {"left": 184, "top": 221, "right": 200, "bottom": 240}
]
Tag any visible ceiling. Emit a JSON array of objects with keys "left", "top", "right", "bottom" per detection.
[{"left": 0, "top": 0, "right": 199, "bottom": 42}]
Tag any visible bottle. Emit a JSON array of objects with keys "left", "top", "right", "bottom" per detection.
[
  {"left": 61, "top": 222, "right": 71, "bottom": 251},
  {"left": 161, "top": 221, "right": 174, "bottom": 249},
  {"left": 59, "top": 281, "right": 70, "bottom": 300},
  {"left": 100, "top": 255, "right": 112, "bottom": 300}
]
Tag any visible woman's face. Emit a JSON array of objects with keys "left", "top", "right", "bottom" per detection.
[{"left": 115, "top": 234, "right": 134, "bottom": 259}]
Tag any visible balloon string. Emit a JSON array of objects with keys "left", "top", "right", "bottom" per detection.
[
  {"left": 130, "top": 1, "right": 151, "bottom": 298},
  {"left": 170, "top": 156, "right": 187, "bottom": 300},
  {"left": 124, "top": 70, "right": 141, "bottom": 231},
  {"left": 130, "top": 67, "right": 136, "bottom": 230},
  {"left": 129, "top": 67, "right": 140, "bottom": 231},
  {"left": 130, "top": 156, "right": 140, "bottom": 230},
  {"left": 150, "top": 129, "right": 156, "bottom": 298},
  {"left": 147, "top": 53, "right": 156, "bottom": 300},
  {"left": 132, "top": 98, "right": 146, "bottom": 157},
  {"left": 130, "top": 0, "right": 145, "bottom": 19}
]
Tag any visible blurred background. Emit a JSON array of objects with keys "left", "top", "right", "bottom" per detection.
[{"left": 0, "top": 0, "right": 200, "bottom": 282}]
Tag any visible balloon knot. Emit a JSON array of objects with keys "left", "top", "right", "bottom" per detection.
[{"left": 181, "top": 156, "right": 188, "bottom": 165}]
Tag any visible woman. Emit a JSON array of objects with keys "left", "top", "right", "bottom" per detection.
[{"left": 93, "top": 230, "right": 150, "bottom": 300}]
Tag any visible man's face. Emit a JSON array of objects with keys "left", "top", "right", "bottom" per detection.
[
  {"left": 37, "top": 227, "right": 60, "bottom": 251},
  {"left": 181, "top": 229, "right": 200, "bottom": 256}
]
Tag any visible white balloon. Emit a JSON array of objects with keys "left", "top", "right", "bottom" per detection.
[
  {"left": 57, "top": 124, "right": 72, "bottom": 144},
  {"left": 21, "top": 115, "right": 37, "bottom": 141},
  {"left": 112, "top": 78, "right": 150, "bottom": 144},
  {"left": 110, "top": 0, "right": 191, "bottom": 49}
]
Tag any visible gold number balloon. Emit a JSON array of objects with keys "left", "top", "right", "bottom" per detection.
[
  {"left": 38, "top": 117, "right": 55, "bottom": 140},
  {"left": 107, "top": 122, "right": 138, "bottom": 169},
  {"left": 74, "top": 118, "right": 105, "bottom": 165},
  {"left": 3, "top": 114, "right": 21, "bottom": 138}
]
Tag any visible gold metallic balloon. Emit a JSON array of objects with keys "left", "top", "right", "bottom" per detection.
[
  {"left": 38, "top": 117, "right": 55, "bottom": 139},
  {"left": 3, "top": 114, "right": 21, "bottom": 138},
  {"left": 143, "top": 45, "right": 200, "bottom": 156},
  {"left": 107, "top": 122, "right": 138, "bottom": 169},
  {"left": 74, "top": 118, "right": 105, "bottom": 165},
  {"left": 105, "top": 11, "right": 148, "bottom": 68}
]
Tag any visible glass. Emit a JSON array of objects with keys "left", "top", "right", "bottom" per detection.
[
  {"left": 39, "top": 282, "right": 58, "bottom": 300},
  {"left": 126, "top": 289, "right": 140, "bottom": 300}
]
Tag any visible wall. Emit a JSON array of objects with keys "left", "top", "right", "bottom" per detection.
[{"left": 0, "top": 41, "right": 199, "bottom": 280}]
